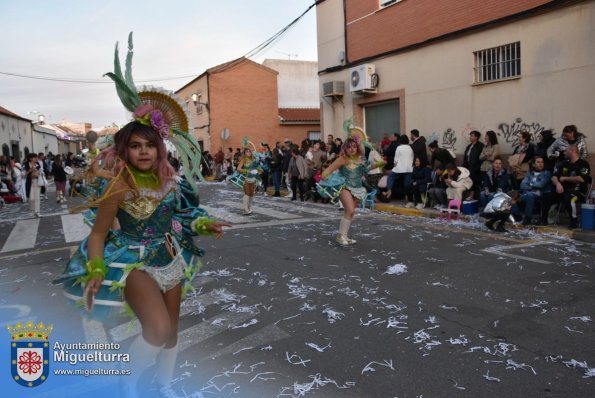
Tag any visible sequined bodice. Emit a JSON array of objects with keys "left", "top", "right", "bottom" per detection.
[
  {"left": 117, "top": 189, "right": 176, "bottom": 240},
  {"left": 340, "top": 160, "right": 367, "bottom": 188}
]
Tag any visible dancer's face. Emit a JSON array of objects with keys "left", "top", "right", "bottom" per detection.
[
  {"left": 127, "top": 133, "right": 157, "bottom": 171},
  {"left": 345, "top": 142, "right": 358, "bottom": 156}
]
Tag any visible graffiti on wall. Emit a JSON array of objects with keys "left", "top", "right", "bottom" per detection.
[
  {"left": 427, "top": 128, "right": 458, "bottom": 150},
  {"left": 497, "top": 117, "right": 549, "bottom": 147}
]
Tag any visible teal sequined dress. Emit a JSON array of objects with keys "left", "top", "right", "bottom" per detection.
[
  {"left": 318, "top": 157, "right": 369, "bottom": 201},
  {"left": 54, "top": 176, "right": 208, "bottom": 316}
]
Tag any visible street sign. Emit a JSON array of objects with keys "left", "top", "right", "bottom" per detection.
[{"left": 221, "top": 128, "right": 229, "bottom": 141}]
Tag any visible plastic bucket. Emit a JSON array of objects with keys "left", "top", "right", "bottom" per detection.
[{"left": 581, "top": 204, "right": 595, "bottom": 230}]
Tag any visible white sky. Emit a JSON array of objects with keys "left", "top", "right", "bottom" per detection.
[{"left": 0, "top": 0, "right": 318, "bottom": 128}]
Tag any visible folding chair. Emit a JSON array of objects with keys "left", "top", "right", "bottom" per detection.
[
  {"left": 360, "top": 190, "right": 377, "bottom": 210},
  {"left": 439, "top": 199, "right": 462, "bottom": 221}
]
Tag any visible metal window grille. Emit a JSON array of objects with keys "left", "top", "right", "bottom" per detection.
[{"left": 474, "top": 42, "right": 521, "bottom": 84}]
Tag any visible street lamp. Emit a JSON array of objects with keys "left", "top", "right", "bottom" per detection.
[{"left": 190, "top": 93, "right": 209, "bottom": 113}]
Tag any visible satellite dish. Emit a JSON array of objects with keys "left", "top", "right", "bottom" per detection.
[
  {"left": 86, "top": 130, "right": 98, "bottom": 144},
  {"left": 221, "top": 128, "right": 230, "bottom": 141}
]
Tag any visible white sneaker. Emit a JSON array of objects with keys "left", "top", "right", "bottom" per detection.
[
  {"left": 346, "top": 236, "right": 357, "bottom": 245},
  {"left": 405, "top": 202, "right": 415, "bottom": 208},
  {"left": 416, "top": 203, "right": 425, "bottom": 210},
  {"left": 336, "top": 234, "right": 352, "bottom": 246}
]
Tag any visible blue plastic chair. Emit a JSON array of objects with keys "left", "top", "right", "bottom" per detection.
[{"left": 360, "top": 190, "right": 377, "bottom": 210}]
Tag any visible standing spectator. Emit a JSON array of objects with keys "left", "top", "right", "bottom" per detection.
[
  {"left": 233, "top": 148, "right": 242, "bottom": 168},
  {"left": 288, "top": 147, "right": 307, "bottom": 201},
  {"left": 65, "top": 152, "right": 76, "bottom": 196},
  {"left": 282, "top": 139, "right": 294, "bottom": 198},
  {"left": 410, "top": 129, "right": 428, "bottom": 167},
  {"left": 462, "top": 130, "right": 484, "bottom": 200},
  {"left": 24, "top": 153, "right": 42, "bottom": 217},
  {"left": 535, "top": 130, "right": 556, "bottom": 172},
  {"left": 333, "top": 138, "right": 343, "bottom": 157},
  {"left": 366, "top": 142, "right": 385, "bottom": 189},
  {"left": 10, "top": 157, "right": 26, "bottom": 201},
  {"left": 259, "top": 143, "right": 272, "bottom": 194},
  {"left": 52, "top": 154, "right": 68, "bottom": 203},
  {"left": 383, "top": 135, "right": 413, "bottom": 200},
  {"left": 213, "top": 147, "right": 225, "bottom": 181},
  {"left": 224, "top": 147, "right": 234, "bottom": 175},
  {"left": 37, "top": 153, "right": 50, "bottom": 200},
  {"left": 270, "top": 141, "right": 283, "bottom": 197},
  {"left": 380, "top": 133, "right": 391, "bottom": 153},
  {"left": 518, "top": 156, "right": 552, "bottom": 225},
  {"left": 305, "top": 141, "right": 326, "bottom": 190},
  {"left": 383, "top": 133, "right": 399, "bottom": 170},
  {"left": 479, "top": 130, "right": 500, "bottom": 175},
  {"left": 541, "top": 144, "right": 591, "bottom": 228},
  {"left": 428, "top": 141, "right": 456, "bottom": 169},
  {"left": 326, "top": 134, "right": 335, "bottom": 153},
  {"left": 479, "top": 156, "right": 510, "bottom": 206},
  {"left": 547, "top": 125, "right": 588, "bottom": 172}
]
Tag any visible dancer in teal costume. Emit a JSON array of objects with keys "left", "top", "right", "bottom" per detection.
[
  {"left": 53, "top": 33, "right": 231, "bottom": 398},
  {"left": 319, "top": 137, "right": 380, "bottom": 246}
]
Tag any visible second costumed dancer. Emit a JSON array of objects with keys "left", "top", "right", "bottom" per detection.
[{"left": 318, "top": 133, "right": 381, "bottom": 246}]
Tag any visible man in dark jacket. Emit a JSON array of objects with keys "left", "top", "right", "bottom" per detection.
[
  {"left": 383, "top": 133, "right": 399, "bottom": 170},
  {"left": 410, "top": 129, "right": 428, "bottom": 167},
  {"left": 463, "top": 130, "right": 484, "bottom": 198},
  {"left": 270, "top": 141, "right": 284, "bottom": 197},
  {"left": 428, "top": 141, "right": 455, "bottom": 169}
]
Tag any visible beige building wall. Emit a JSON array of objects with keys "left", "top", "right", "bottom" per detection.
[
  {"left": 0, "top": 114, "right": 33, "bottom": 161},
  {"left": 263, "top": 59, "right": 319, "bottom": 108},
  {"left": 318, "top": 1, "right": 595, "bottom": 165}
]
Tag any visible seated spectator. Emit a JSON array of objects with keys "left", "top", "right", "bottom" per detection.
[
  {"left": 480, "top": 156, "right": 510, "bottom": 207},
  {"left": 428, "top": 141, "right": 456, "bottom": 169},
  {"left": 481, "top": 191, "right": 521, "bottom": 233},
  {"left": 517, "top": 156, "right": 552, "bottom": 225},
  {"left": 405, "top": 157, "right": 431, "bottom": 209},
  {"left": 547, "top": 124, "right": 588, "bottom": 172},
  {"left": 428, "top": 166, "right": 449, "bottom": 209},
  {"left": 445, "top": 164, "right": 473, "bottom": 202},
  {"left": 540, "top": 144, "right": 591, "bottom": 228}
]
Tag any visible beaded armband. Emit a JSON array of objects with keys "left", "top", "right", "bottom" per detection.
[
  {"left": 190, "top": 217, "right": 217, "bottom": 236},
  {"left": 321, "top": 170, "right": 330, "bottom": 179}
]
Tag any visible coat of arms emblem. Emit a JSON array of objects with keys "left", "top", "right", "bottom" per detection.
[{"left": 7, "top": 321, "right": 53, "bottom": 387}]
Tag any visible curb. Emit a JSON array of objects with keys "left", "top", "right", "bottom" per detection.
[{"left": 209, "top": 182, "right": 595, "bottom": 243}]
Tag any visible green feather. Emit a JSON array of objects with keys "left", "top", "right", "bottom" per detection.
[
  {"left": 125, "top": 32, "right": 138, "bottom": 97},
  {"left": 103, "top": 72, "right": 141, "bottom": 112}
]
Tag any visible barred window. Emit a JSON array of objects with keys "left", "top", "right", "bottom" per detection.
[{"left": 473, "top": 42, "right": 521, "bottom": 84}]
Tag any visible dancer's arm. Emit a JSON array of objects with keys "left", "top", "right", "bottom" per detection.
[{"left": 321, "top": 156, "right": 347, "bottom": 179}]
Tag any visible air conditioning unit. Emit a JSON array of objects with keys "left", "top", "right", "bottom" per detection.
[
  {"left": 322, "top": 81, "right": 345, "bottom": 97},
  {"left": 350, "top": 64, "right": 377, "bottom": 93}
]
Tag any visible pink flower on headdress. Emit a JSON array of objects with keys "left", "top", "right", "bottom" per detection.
[
  {"left": 149, "top": 110, "right": 170, "bottom": 139},
  {"left": 352, "top": 134, "right": 361, "bottom": 145},
  {"left": 133, "top": 103, "right": 154, "bottom": 118}
]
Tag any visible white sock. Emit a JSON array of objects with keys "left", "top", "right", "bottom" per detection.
[
  {"left": 243, "top": 195, "right": 249, "bottom": 211},
  {"left": 339, "top": 217, "right": 351, "bottom": 237},
  {"left": 248, "top": 196, "right": 253, "bottom": 211},
  {"left": 157, "top": 344, "right": 178, "bottom": 387},
  {"left": 127, "top": 335, "right": 163, "bottom": 395}
]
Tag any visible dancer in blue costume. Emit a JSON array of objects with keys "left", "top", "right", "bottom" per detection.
[
  {"left": 319, "top": 137, "right": 373, "bottom": 246},
  {"left": 53, "top": 33, "right": 231, "bottom": 398}
]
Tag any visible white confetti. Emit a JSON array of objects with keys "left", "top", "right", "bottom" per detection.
[
  {"left": 361, "top": 359, "right": 394, "bottom": 374},
  {"left": 384, "top": 264, "right": 408, "bottom": 275},
  {"left": 483, "top": 370, "right": 501, "bottom": 382}
]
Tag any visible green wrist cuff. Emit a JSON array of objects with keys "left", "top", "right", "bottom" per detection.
[
  {"left": 86, "top": 257, "right": 106, "bottom": 280},
  {"left": 191, "top": 217, "right": 216, "bottom": 236}
]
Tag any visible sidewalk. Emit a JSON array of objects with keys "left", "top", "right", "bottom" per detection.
[{"left": 258, "top": 185, "right": 595, "bottom": 244}]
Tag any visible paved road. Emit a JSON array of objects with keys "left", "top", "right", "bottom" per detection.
[{"left": 1, "top": 182, "right": 594, "bottom": 397}]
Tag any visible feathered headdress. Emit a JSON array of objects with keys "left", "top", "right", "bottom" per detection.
[
  {"left": 104, "top": 32, "right": 204, "bottom": 192},
  {"left": 343, "top": 117, "right": 371, "bottom": 150}
]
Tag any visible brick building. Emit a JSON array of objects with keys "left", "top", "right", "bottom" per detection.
[
  {"left": 176, "top": 58, "right": 320, "bottom": 153},
  {"left": 316, "top": 0, "right": 595, "bottom": 168}
]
